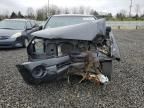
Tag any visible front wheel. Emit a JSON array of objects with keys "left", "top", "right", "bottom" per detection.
[{"left": 101, "top": 60, "right": 112, "bottom": 81}]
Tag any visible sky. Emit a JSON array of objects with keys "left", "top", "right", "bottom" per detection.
[{"left": 0, "top": 0, "right": 144, "bottom": 15}]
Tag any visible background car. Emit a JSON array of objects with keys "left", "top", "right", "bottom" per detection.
[{"left": 0, "top": 19, "right": 40, "bottom": 48}]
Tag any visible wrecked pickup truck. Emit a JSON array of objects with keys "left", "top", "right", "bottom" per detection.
[{"left": 16, "top": 18, "right": 120, "bottom": 85}]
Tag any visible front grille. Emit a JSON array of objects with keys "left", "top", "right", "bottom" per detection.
[{"left": 0, "top": 36, "right": 10, "bottom": 40}]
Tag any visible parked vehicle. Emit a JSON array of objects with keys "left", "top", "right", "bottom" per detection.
[
  {"left": 16, "top": 15, "right": 120, "bottom": 85},
  {"left": 0, "top": 19, "right": 40, "bottom": 48}
]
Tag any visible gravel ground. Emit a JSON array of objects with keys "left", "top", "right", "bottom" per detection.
[{"left": 0, "top": 30, "right": 144, "bottom": 108}]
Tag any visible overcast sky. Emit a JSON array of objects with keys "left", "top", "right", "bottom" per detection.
[{"left": 0, "top": 0, "right": 144, "bottom": 15}]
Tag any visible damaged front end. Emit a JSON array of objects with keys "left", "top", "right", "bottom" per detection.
[{"left": 16, "top": 19, "right": 120, "bottom": 85}]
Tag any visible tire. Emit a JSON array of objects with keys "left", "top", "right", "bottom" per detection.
[
  {"left": 23, "top": 38, "right": 29, "bottom": 48},
  {"left": 101, "top": 60, "right": 112, "bottom": 81}
]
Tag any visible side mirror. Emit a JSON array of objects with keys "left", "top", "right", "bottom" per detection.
[
  {"left": 106, "top": 26, "right": 111, "bottom": 38},
  {"left": 106, "top": 26, "right": 111, "bottom": 32},
  {"left": 39, "top": 26, "right": 43, "bottom": 30}
]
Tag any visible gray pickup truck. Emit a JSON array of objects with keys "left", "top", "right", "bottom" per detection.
[{"left": 16, "top": 15, "right": 120, "bottom": 85}]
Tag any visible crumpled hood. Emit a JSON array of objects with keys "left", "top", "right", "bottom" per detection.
[
  {"left": 32, "top": 19, "right": 106, "bottom": 41},
  {"left": 0, "top": 29, "right": 22, "bottom": 36}
]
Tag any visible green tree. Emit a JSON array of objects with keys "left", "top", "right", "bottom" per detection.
[
  {"left": 18, "top": 11, "right": 24, "bottom": 18},
  {"left": 10, "top": 12, "right": 17, "bottom": 18},
  {"left": 90, "top": 10, "right": 99, "bottom": 17},
  {"left": 116, "top": 10, "right": 126, "bottom": 21}
]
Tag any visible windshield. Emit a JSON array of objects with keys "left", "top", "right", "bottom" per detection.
[
  {"left": 45, "top": 16, "right": 96, "bottom": 28},
  {"left": 0, "top": 20, "right": 26, "bottom": 30}
]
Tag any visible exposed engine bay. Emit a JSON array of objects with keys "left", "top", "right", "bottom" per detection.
[{"left": 28, "top": 34, "right": 111, "bottom": 60}]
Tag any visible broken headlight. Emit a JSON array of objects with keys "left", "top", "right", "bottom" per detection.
[{"left": 32, "top": 39, "right": 45, "bottom": 54}]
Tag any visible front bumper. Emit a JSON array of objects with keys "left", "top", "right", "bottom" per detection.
[
  {"left": 16, "top": 56, "right": 71, "bottom": 84},
  {"left": 16, "top": 53, "right": 113, "bottom": 84},
  {"left": 0, "top": 38, "right": 23, "bottom": 48}
]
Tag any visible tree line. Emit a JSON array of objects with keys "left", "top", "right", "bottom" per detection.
[{"left": 0, "top": 4, "right": 144, "bottom": 21}]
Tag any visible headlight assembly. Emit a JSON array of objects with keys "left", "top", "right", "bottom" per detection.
[{"left": 11, "top": 32, "right": 22, "bottom": 38}]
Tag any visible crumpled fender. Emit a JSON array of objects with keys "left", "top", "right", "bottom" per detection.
[{"left": 110, "top": 32, "right": 121, "bottom": 61}]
